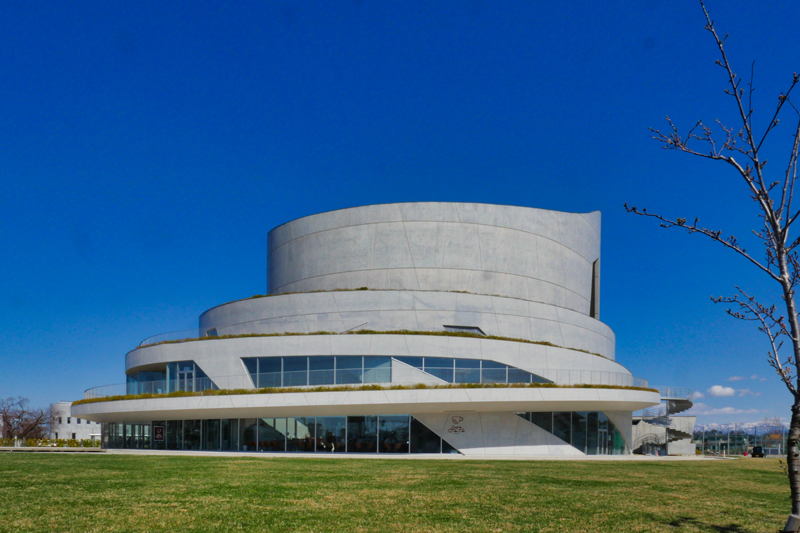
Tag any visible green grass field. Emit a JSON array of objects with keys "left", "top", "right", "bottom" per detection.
[{"left": 0, "top": 454, "right": 788, "bottom": 532}]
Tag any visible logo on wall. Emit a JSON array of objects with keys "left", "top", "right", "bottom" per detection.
[
  {"left": 154, "top": 426, "right": 165, "bottom": 442},
  {"left": 447, "top": 416, "right": 465, "bottom": 434}
]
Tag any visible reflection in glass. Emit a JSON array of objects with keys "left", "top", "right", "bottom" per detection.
[
  {"left": 167, "top": 420, "right": 182, "bottom": 450},
  {"left": 587, "top": 412, "right": 599, "bottom": 455},
  {"left": 363, "top": 357, "right": 391, "bottom": 384},
  {"left": 286, "top": 417, "right": 316, "bottom": 452},
  {"left": 258, "top": 358, "right": 281, "bottom": 388},
  {"left": 203, "top": 419, "right": 220, "bottom": 451},
  {"left": 424, "top": 358, "right": 454, "bottom": 382},
  {"left": 347, "top": 416, "right": 378, "bottom": 453},
  {"left": 317, "top": 417, "right": 346, "bottom": 452},
  {"left": 258, "top": 418, "right": 286, "bottom": 451},
  {"left": 379, "top": 415, "right": 409, "bottom": 453},
  {"left": 184, "top": 420, "right": 201, "bottom": 450},
  {"left": 221, "top": 419, "right": 238, "bottom": 451},
  {"left": 283, "top": 357, "right": 308, "bottom": 387},
  {"left": 309, "top": 357, "right": 335, "bottom": 386},
  {"left": 530, "top": 412, "right": 553, "bottom": 434},
  {"left": 481, "top": 360, "right": 506, "bottom": 383},
  {"left": 336, "top": 356, "right": 362, "bottom": 385},
  {"left": 410, "top": 416, "right": 441, "bottom": 453},
  {"left": 553, "top": 412, "right": 572, "bottom": 444},
  {"left": 455, "top": 359, "right": 480, "bottom": 384},
  {"left": 572, "top": 412, "right": 587, "bottom": 453},
  {"left": 239, "top": 418, "right": 257, "bottom": 452}
]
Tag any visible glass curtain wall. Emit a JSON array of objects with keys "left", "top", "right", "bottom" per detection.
[
  {"left": 244, "top": 356, "right": 549, "bottom": 389},
  {"left": 103, "top": 415, "right": 458, "bottom": 454},
  {"left": 519, "top": 411, "right": 629, "bottom": 455}
]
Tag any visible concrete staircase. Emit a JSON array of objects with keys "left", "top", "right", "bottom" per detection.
[{"left": 632, "top": 387, "right": 695, "bottom": 454}]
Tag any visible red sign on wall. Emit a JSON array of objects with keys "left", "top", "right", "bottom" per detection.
[{"left": 154, "top": 426, "right": 165, "bottom": 442}]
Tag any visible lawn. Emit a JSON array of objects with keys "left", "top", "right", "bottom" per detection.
[{"left": 0, "top": 454, "right": 788, "bottom": 533}]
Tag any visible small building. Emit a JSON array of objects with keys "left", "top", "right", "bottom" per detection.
[
  {"left": 74, "top": 203, "right": 660, "bottom": 455},
  {"left": 50, "top": 402, "right": 101, "bottom": 441}
]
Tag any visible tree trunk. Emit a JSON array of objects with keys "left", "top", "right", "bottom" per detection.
[{"left": 789, "top": 400, "right": 800, "bottom": 516}]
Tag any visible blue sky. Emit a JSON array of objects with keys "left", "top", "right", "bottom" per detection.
[{"left": 2, "top": 1, "right": 799, "bottom": 425}]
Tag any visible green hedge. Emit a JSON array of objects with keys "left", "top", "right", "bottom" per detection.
[{"left": 1, "top": 438, "right": 100, "bottom": 448}]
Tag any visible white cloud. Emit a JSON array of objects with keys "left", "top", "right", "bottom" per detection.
[
  {"left": 693, "top": 391, "right": 704, "bottom": 399},
  {"left": 707, "top": 385, "right": 736, "bottom": 397},
  {"left": 736, "top": 389, "right": 761, "bottom": 397},
  {"left": 750, "top": 375, "right": 759, "bottom": 380},
  {"left": 728, "top": 376, "right": 747, "bottom": 381},
  {"left": 688, "top": 403, "right": 760, "bottom": 416},
  {"left": 760, "top": 377, "right": 768, "bottom": 381}
]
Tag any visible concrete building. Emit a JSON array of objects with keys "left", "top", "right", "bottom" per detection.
[
  {"left": 74, "top": 203, "right": 660, "bottom": 455},
  {"left": 50, "top": 402, "right": 101, "bottom": 441}
]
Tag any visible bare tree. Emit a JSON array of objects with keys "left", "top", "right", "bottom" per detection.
[
  {"left": 625, "top": 1, "right": 800, "bottom": 527},
  {"left": 0, "top": 397, "right": 51, "bottom": 440}
]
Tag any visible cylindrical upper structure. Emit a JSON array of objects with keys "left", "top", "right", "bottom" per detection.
[{"left": 267, "top": 203, "right": 601, "bottom": 316}]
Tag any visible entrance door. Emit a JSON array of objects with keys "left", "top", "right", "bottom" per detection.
[{"left": 598, "top": 429, "right": 608, "bottom": 455}]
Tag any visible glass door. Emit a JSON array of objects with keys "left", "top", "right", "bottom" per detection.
[
  {"left": 177, "top": 368, "right": 194, "bottom": 391},
  {"left": 598, "top": 429, "right": 608, "bottom": 455}
]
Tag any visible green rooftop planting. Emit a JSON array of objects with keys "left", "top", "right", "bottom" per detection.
[
  {"left": 137, "top": 328, "right": 607, "bottom": 358},
  {"left": 72, "top": 382, "right": 657, "bottom": 406}
]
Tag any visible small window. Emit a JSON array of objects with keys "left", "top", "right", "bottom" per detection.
[
  {"left": 77, "top": 419, "right": 81, "bottom": 424},
  {"left": 72, "top": 433, "right": 76, "bottom": 440},
  {"left": 67, "top": 417, "right": 71, "bottom": 424},
  {"left": 443, "top": 325, "right": 486, "bottom": 335},
  {"left": 55, "top": 432, "right": 58, "bottom": 440},
  {"left": 58, "top": 417, "right": 62, "bottom": 424},
  {"left": 206, "top": 328, "right": 218, "bottom": 337}
]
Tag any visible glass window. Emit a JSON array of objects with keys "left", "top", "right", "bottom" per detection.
[
  {"left": 258, "top": 418, "right": 286, "bottom": 451},
  {"left": 286, "top": 417, "right": 316, "bottom": 452},
  {"left": 410, "top": 416, "right": 441, "bottom": 453},
  {"left": 455, "top": 359, "right": 480, "bottom": 384},
  {"left": 379, "top": 415, "right": 409, "bottom": 454},
  {"left": 481, "top": 360, "right": 506, "bottom": 384},
  {"left": 587, "top": 412, "right": 599, "bottom": 455},
  {"left": 507, "top": 368, "right": 532, "bottom": 384},
  {"left": 394, "top": 356, "right": 422, "bottom": 369},
  {"left": 221, "top": 419, "right": 238, "bottom": 451},
  {"left": 309, "top": 356, "right": 335, "bottom": 386},
  {"left": 259, "top": 358, "right": 282, "bottom": 388},
  {"left": 530, "top": 412, "right": 553, "bottom": 434},
  {"left": 239, "top": 418, "right": 258, "bottom": 452},
  {"left": 336, "top": 356, "right": 362, "bottom": 385},
  {"left": 317, "top": 417, "right": 346, "bottom": 452},
  {"left": 553, "top": 412, "right": 572, "bottom": 444},
  {"left": 243, "top": 358, "right": 258, "bottom": 387},
  {"left": 203, "top": 420, "right": 220, "bottom": 451},
  {"left": 283, "top": 357, "right": 308, "bottom": 387},
  {"left": 167, "top": 420, "right": 182, "bottom": 450},
  {"left": 184, "top": 420, "right": 201, "bottom": 451},
  {"left": 572, "top": 412, "right": 587, "bottom": 453},
  {"left": 363, "top": 357, "right": 391, "bottom": 384},
  {"left": 347, "top": 416, "right": 378, "bottom": 453},
  {"left": 424, "top": 358, "right": 454, "bottom": 382}
]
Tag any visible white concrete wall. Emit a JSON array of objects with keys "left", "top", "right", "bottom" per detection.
[
  {"left": 50, "top": 402, "right": 101, "bottom": 440},
  {"left": 199, "top": 290, "right": 615, "bottom": 359},
  {"left": 267, "top": 203, "right": 600, "bottom": 315},
  {"left": 73, "top": 387, "right": 661, "bottom": 424}
]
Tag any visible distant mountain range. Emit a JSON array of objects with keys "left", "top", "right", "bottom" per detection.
[{"left": 694, "top": 421, "right": 788, "bottom": 432}]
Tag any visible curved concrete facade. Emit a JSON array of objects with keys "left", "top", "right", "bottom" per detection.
[
  {"left": 199, "top": 290, "right": 615, "bottom": 359},
  {"left": 78, "top": 203, "right": 655, "bottom": 457},
  {"left": 267, "top": 203, "right": 601, "bottom": 315}
]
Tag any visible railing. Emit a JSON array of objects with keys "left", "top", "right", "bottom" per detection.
[
  {"left": 84, "top": 369, "right": 649, "bottom": 399},
  {"left": 138, "top": 328, "right": 202, "bottom": 347},
  {"left": 656, "top": 387, "right": 694, "bottom": 400}
]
